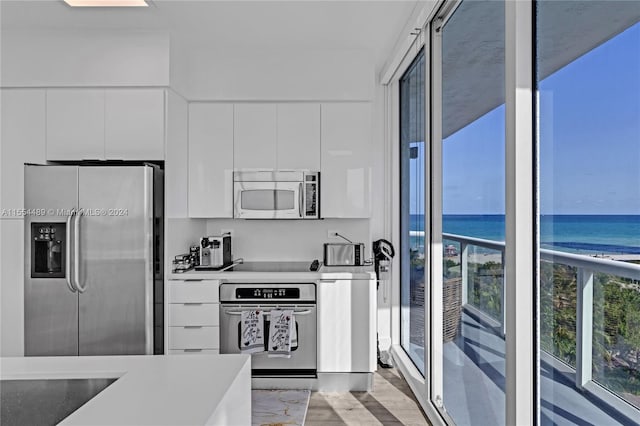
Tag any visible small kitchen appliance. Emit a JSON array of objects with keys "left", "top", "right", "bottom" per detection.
[
  {"left": 233, "top": 170, "right": 319, "bottom": 219},
  {"left": 198, "top": 234, "right": 232, "bottom": 269},
  {"left": 323, "top": 243, "right": 365, "bottom": 266}
]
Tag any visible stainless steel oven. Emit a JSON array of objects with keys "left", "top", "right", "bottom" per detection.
[{"left": 219, "top": 282, "right": 316, "bottom": 377}]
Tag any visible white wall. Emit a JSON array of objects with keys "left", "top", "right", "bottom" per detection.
[
  {"left": 1, "top": 30, "right": 169, "bottom": 88},
  {"left": 171, "top": 44, "right": 375, "bottom": 101},
  {"left": 369, "top": 84, "right": 393, "bottom": 350},
  {"left": 205, "top": 219, "right": 371, "bottom": 262}
]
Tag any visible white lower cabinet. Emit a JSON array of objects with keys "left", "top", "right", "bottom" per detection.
[
  {"left": 169, "top": 304, "right": 219, "bottom": 326},
  {"left": 169, "top": 349, "right": 220, "bottom": 355},
  {"left": 167, "top": 280, "right": 220, "bottom": 353},
  {"left": 169, "top": 327, "right": 220, "bottom": 350},
  {"left": 317, "top": 279, "right": 376, "bottom": 373}
]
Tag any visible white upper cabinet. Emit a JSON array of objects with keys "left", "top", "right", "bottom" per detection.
[
  {"left": 233, "top": 104, "right": 277, "bottom": 170},
  {"left": 320, "top": 103, "right": 371, "bottom": 218},
  {"left": 105, "top": 89, "right": 165, "bottom": 160},
  {"left": 188, "top": 103, "right": 234, "bottom": 218},
  {"left": 1, "top": 89, "right": 46, "bottom": 210},
  {"left": 276, "top": 103, "right": 320, "bottom": 171},
  {"left": 46, "top": 88, "right": 165, "bottom": 161},
  {"left": 47, "top": 89, "right": 104, "bottom": 161}
]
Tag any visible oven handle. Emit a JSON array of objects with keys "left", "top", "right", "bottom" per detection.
[{"left": 224, "top": 309, "right": 313, "bottom": 316}]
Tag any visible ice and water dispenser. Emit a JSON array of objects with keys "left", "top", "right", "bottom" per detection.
[{"left": 30, "top": 222, "right": 66, "bottom": 278}]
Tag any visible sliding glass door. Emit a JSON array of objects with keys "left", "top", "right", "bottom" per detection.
[
  {"left": 432, "top": 1, "right": 506, "bottom": 423},
  {"left": 400, "top": 50, "right": 427, "bottom": 375},
  {"left": 536, "top": 3, "right": 640, "bottom": 423}
]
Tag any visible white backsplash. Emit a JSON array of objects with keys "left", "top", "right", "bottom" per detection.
[{"left": 205, "top": 219, "right": 371, "bottom": 262}]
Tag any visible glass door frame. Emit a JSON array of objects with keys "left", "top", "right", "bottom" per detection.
[
  {"left": 428, "top": 0, "right": 537, "bottom": 423},
  {"left": 387, "top": 0, "right": 538, "bottom": 424}
]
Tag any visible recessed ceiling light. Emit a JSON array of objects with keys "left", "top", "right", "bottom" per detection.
[{"left": 64, "top": 0, "right": 148, "bottom": 6}]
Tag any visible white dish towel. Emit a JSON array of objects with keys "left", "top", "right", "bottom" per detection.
[
  {"left": 268, "top": 310, "right": 296, "bottom": 358},
  {"left": 241, "top": 310, "right": 264, "bottom": 354}
]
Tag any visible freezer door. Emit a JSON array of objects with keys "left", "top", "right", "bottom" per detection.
[
  {"left": 77, "top": 166, "right": 154, "bottom": 355},
  {"left": 24, "top": 165, "right": 79, "bottom": 356}
]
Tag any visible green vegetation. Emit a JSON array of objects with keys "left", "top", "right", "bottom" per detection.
[
  {"left": 468, "top": 260, "right": 503, "bottom": 320},
  {"left": 538, "top": 262, "right": 640, "bottom": 406}
]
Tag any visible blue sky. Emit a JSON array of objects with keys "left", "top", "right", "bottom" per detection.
[{"left": 439, "top": 21, "right": 640, "bottom": 216}]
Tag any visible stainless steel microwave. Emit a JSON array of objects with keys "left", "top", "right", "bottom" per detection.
[{"left": 233, "top": 171, "right": 319, "bottom": 219}]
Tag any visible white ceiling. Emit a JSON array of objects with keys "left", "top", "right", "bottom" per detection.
[{"left": 1, "top": 0, "right": 420, "bottom": 67}]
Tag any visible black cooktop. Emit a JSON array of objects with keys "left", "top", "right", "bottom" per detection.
[{"left": 229, "top": 261, "right": 315, "bottom": 273}]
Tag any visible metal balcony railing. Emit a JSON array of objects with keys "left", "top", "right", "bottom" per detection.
[{"left": 440, "top": 232, "right": 640, "bottom": 416}]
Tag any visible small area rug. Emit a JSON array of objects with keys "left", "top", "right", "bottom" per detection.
[{"left": 251, "top": 389, "right": 311, "bottom": 426}]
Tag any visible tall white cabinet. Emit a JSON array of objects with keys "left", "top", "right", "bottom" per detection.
[
  {"left": 0, "top": 89, "right": 47, "bottom": 357},
  {"left": 165, "top": 91, "right": 189, "bottom": 218},
  {"left": 317, "top": 279, "right": 376, "bottom": 373},
  {"left": 188, "top": 103, "right": 234, "bottom": 218},
  {"left": 320, "top": 103, "right": 371, "bottom": 218}
]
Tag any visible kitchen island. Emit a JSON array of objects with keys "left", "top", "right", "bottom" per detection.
[{"left": 0, "top": 354, "right": 251, "bottom": 426}]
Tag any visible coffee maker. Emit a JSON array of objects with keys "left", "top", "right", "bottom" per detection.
[{"left": 198, "top": 233, "right": 232, "bottom": 269}]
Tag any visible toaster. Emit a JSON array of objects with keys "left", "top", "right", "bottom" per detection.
[{"left": 323, "top": 243, "right": 365, "bottom": 266}]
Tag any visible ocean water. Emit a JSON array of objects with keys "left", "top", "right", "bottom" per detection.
[{"left": 409, "top": 214, "right": 640, "bottom": 254}]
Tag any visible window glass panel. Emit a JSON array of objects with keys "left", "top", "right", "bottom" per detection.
[
  {"left": 438, "top": 1, "right": 506, "bottom": 424},
  {"left": 537, "top": 1, "right": 640, "bottom": 423},
  {"left": 400, "top": 49, "right": 426, "bottom": 375},
  {"left": 241, "top": 190, "right": 295, "bottom": 210}
]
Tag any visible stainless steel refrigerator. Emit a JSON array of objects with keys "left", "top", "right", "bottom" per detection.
[{"left": 24, "top": 164, "right": 163, "bottom": 356}]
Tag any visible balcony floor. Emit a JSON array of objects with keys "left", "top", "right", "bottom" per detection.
[{"left": 436, "top": 310, "right": 639, "bottom": 426}]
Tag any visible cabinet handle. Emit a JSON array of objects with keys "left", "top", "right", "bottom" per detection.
[
  {"left": 183, "top": 303, "right": 203, "bottom": 306},
  {"left": 184, "top": 326, "right": 203, "bottom": 329},
  {"left": 184, "top": 349, "right": 203, "bottom": 352},
  {"left": 184, "top": 279, "right": 203, "bottom": 282}
]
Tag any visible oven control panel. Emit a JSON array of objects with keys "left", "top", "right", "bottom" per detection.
[{"left": 236, "top": 288, "right": 301, "bottom": 299}]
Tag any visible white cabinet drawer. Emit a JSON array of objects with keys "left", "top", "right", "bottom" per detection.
[
  {"left": 169, "top": 349, "right": 220, "bottom": 355},
  {"left": 169, "top": 326, "right": 219, "bottom": 349},
  {"left": 168, "top": 281, "right": 219, "bottom": 303},
  {"left": 169, "top": 304, "right": 219, "bottom": 326}
]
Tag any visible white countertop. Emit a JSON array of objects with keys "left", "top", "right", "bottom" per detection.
[
  {"left": 169, "top": 265, "right": 376, "bottom": 281},
  {"left": 1, "top": 355, "right": 251, "bottom": 426}
]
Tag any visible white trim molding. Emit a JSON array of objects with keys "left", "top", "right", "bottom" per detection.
[{"left": 505, "top": 0, "right": 536, "bottom": 425}]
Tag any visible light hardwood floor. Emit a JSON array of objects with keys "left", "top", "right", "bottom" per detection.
[{"left": 305, "top": 368, "right": 431, "bottom": 425}]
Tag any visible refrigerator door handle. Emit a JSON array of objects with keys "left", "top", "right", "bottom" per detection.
[
  {"left": 73, "top": 210, "right": 87, "bottom": 293},
  {"left": 65, "top": 211, "right": 76, "bottom": 293}
]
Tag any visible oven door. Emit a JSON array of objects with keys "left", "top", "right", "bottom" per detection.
[
  {"left": 233, "top": 181, "right": 302, "bottom": 219},
  {"left": 219, "top": 304, "right": 317, "bottom": 377}
]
